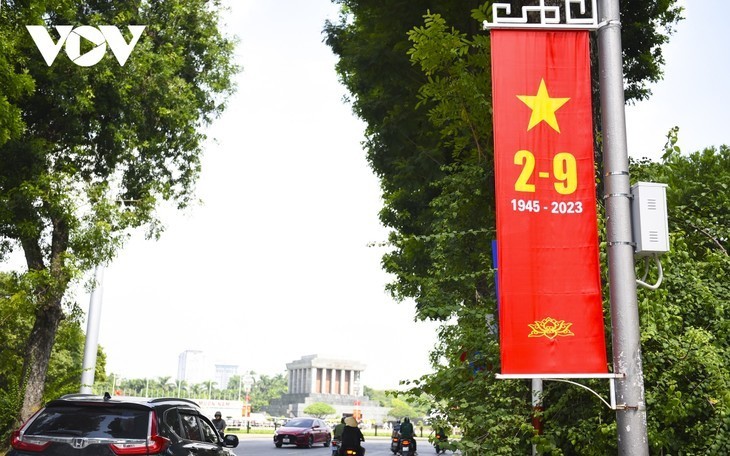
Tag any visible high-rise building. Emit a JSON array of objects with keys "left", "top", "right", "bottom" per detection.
[
  {"left": 214, "top": 364, "right": 239, "bottom": 390},
  {"left": 177, "top": 350, "right": 210, "bottom": 384}
]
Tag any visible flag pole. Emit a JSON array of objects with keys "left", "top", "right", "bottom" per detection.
[{"left": 596, "top": 0, "right": 650, "bottom": 454}]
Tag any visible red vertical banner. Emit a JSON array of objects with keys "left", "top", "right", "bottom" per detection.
[{"left": 491, "top": 30, "right": 607, "bottom": 374}]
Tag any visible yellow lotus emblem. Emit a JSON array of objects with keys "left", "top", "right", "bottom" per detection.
[{"left": 528, "top": 317, "right": 574, "bottom": 339}]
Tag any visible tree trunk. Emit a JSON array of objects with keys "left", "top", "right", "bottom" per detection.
[
  {"left": 19, "top": 300, "right": 64, "bottom": 421},
  {"left": 18, "top": 217, "right": 70, "bottom": 422}
]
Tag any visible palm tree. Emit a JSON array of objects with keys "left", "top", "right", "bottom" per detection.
[{"left": 155, "top": 376, "right": 172, "bottom": 395}]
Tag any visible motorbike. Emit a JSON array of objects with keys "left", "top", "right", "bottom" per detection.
[
  {"left": 335, "top": 441, "right": 362, "bottom": 456},
  {"left": 433, "top": 432, "right": 447, "bottom": 454},
  {"left": 390, "top": 435, "right": 400, "bottom": 454},
  {"left": 399, "top": 437, "right": 415, "bottom": 456}
]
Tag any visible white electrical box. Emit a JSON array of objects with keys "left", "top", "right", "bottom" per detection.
[{"left": 630, "top": 182, "right": 670, "bottom": 257}]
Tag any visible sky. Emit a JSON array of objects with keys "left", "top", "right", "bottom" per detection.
[
  {"left": 75, "top": 0, "right": 728, "bottom": 391},
  {"left": 624, "top": 0, "right": 729, "bottom": 158},
  {"left": 88, "top": 0, "right": 443, "bottom": 390}
]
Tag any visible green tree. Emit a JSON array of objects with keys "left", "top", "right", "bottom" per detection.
[
  {"left": 0, "top": 0, "right": 237, "bottom": 422},
  {"left": 325, "top": 0, "right": 683, "bottom": 319},
  {"left": 199, "top": 381, "right": 216, "bottom": 398},
  {"left": 190, "top": 383, "right": 206, "bottom": 398},
  {"left": 400, "top": 139, "right": 730, "bottom": 454},
  {"left": 250, "top": 373, "right": 288, "bottom": 412},
  {"left": 0, "top": 272, "right": 106, "bottom": 444},
  {"left": 0, "top": 7, "right": 34, "bottom": 146},
  {"left": 118, "top": 378, "right": 148, "bottom": 397},
  {"left": 304, "top": 402, "right": 337, "bottom": 419},
  {"left": 626, "top": 134, "right": 730, "bottom": 454},
  {"left": 363, "top": 386, "right": 392, "bottom": 407},
  {"left": 387, "top": 398, "right": 418, "bottom": 421}
]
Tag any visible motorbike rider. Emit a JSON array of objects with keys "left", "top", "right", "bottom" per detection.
[
  {"left": 333, "top": 416, "right": 346, "bottom": 454},
  {"left": 436, "top": 425, "right": 448, "bottom": 441},
  {"left": 434, "top": 425, "right": 448, "bottom": 453},
  {"left": 399, "top": 417, "right": 417, "bottom": 454},
  {"left": 390, "top": 419, "right": 401, "bottom": 453},
  {"left": 211, "top": 412, "right": 226, "bottom": 436},
  {"left": 341, "top": 416, "right": 365, "bottom": 455}
]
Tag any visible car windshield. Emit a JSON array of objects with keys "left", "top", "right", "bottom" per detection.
[
  {"left": 284, "top": 418, "right": 313, "bottom": 428},
  {"left": 25, "top": 406, "right": 149, "bottom": 439}
]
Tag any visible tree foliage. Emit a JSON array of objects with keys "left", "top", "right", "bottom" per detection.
[
  {"left": 379, "top": 140, "right": 730, "bottom": 455},
  {"left": 304, "top": 402, "right": 337, "bottom": 419},
  {"left": 91, "top": 372, "right": 289, "bottom": 413},
  {"left": 247, "top": 373, "right": 288, "bottom": 413},
  {"left": 0, "top": 272, "right": 106, "bottom": 445},
  {"left": 0, "top": 7, "right": 34, "bottom": 146},
  {"left": 363, "top": 385, "right": 392, "bottom": 407},
  {"left": 628, "top": 134, "right": 730, "bottom": 454},
  {"left": 326, "top": 1, "right": 491, "bottom": 320},
  {"left": 387, "top": 398, "right": 419, "bottom": 421},
  {"left": 325, "top": 0, "right": 683, "bottom": 319},
  {"left": 0, "top": 0, "right": 237, "bottom": 423}
]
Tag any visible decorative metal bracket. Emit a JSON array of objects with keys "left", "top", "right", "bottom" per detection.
[
  {"left": 484, "top": 0, "right": 599, "bottom": 30},
  {"left": 496, "top": 372, "right": 625, "bottom": 409}
]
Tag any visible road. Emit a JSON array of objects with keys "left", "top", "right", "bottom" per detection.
[{"left": 233, "top": 436, "right": 406, "bottom": 456}]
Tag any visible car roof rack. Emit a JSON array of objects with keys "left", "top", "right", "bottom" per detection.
[
  {"left": 149, "top": 397, "right": 200, "bottom": 407},
  {"left": 59, "top": 393, "right": 99, "bottom": 400},
  {"left": 56, "top": 393, "right": 199, "bottom": 408}
]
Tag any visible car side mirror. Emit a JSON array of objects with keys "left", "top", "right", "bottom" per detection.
[{"left": 223, "top": 434, "right": 239, "bottom": 448}]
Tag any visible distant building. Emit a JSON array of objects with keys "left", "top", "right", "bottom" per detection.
[
  {"left": 214, "top": 364, "right": 239, "bottom": 390},
  {"left": 177, "top": 350, "right": 210, "bottom": 384},
  {"left": 267, "top": 354, "right": 389, "bottom": 422}
]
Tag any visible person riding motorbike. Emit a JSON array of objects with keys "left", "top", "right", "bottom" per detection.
[
  {"left": 211, "top": 412, "right": 226, "bottom": 436},
  {"left": 433, "top": 426, "right": 448, "bottom": 454},
  {"left": 399, "top": 417, "right": 416, "bottom": 454},
  {"left": 390, "top": 419, "right": 401, "bottom": 454},
  {"left": 332, "top": 417, "right": 346, "bottom": 455},
  {"left": 340, "top": 416, "right": 365, "bottom": 455}
]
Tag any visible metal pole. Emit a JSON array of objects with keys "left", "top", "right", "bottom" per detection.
[
  {"left": 80, "top": 266, "right": 105, "bottom": 394},
  {"left": 531, "top": 378, "right": 543, "bottom": 456},
  {"left": 596, "top": 1, "right": 649, "bottom": 454}
]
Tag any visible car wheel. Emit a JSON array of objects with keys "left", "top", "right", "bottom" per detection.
[
  {"left": 306, "top": 435, "right": 314, "bottom": 448},
  {"left": 275, "top": 442, "right": 282, "bottom": 448},
  {"left": 324, "top": 435, "right": 331, "bottom": 447}
]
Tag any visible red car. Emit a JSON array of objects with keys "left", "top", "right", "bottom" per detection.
[{"left": 273, "top": 417, "right": 332, "bottom": 448}]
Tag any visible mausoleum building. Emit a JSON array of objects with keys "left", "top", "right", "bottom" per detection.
[{"left": 267, "top": 354, "right": 388, "bottom": 422}]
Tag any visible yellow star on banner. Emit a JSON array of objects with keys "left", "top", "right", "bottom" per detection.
[{"left": 517, "top": 79, "right": 570, "bottom": 133}]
